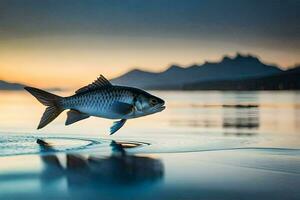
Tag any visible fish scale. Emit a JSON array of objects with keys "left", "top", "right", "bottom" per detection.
[{"left": 62, "top": 87, "right": 135, "bottom": 119}]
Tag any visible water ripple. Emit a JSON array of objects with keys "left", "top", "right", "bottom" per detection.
[{"left": 0, "top": 134, "right": 299, "bottom": 157}]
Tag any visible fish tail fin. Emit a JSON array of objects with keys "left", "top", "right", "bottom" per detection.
[
  {"left": 24, "top": 87, "right": 64, "bottom": 129},
  {"left": 24, "top": 87, "right": 62, "bottom": 106}
]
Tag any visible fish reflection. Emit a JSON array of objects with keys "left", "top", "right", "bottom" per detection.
[{"left": 37, "top": 139, "right": 164, "bottom": 189}]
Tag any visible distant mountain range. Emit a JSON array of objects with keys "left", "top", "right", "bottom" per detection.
[
  {"left": 182, "top": 66, "right": 300, "bottom": 90},
  {"left": 0, "top": 80, "right": 61, "bottom": 91},
  {"left": 111, "top": 53, "right": 284, "bottom": 88},
  {"left": 1, "top": 53, "right": 299, "bottom": 91},
  {"left": 0, "top": 80, "right": 25, "bottom": 90},
  {"left": 111, "top": 53, "right": 299, "bottom": 90}
]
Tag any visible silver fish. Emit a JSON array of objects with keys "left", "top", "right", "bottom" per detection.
[{"left": 24, "top": 75, "right": 165, "bottom": 134}]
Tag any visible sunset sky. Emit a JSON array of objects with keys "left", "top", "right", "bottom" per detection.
[{"left": 0, "top": 0, "right": 299, "bottom": 88}]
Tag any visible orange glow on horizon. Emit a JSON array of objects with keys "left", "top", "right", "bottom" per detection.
[{"left": 0, "top": 36, "right": 299, "bottom": 89}]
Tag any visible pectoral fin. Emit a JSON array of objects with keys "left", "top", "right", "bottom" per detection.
[
  {"left": 65, "top": 109, "right": 90, "bottom": 125},
  {"left": 111, "top": 102, "right": 133, "bottom": 115},
  {"left": 110, "top": 119, "right": 127, "bottom": 135}
]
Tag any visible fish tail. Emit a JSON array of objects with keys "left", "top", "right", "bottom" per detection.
[{"left": 24, "top": 87, "right": 64, "bottom": 129}]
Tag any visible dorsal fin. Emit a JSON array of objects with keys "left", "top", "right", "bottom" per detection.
[{"left": 75, "top": 75, "right": 112, "bottom": 94}]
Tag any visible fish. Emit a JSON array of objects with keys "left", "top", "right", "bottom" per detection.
[{"left": 24, "top": 75, "right": 165, "bottom": 135}]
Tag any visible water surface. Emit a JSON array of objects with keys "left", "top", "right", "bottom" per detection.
[{"left": 0, "top": 90, "right": 299, "bottom": 200}]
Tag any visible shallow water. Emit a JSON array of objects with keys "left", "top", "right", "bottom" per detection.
[{"left": 0, "top": 91, "right": 299, "bottom": 199}]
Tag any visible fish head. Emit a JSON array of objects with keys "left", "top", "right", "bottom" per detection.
[{"left": 134, "top": 92, "right": 165, "bottom": 116}]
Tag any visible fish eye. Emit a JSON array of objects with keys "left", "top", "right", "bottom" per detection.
[{"left": 150, "top": 98, "right": 158, "bottom": 105}]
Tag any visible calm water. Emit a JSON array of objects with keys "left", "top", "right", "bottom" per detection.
[
  {"left": 0, "top": 90, "right": 299, "bottom": 199},
  {"left": 1, "top": 90, "right": 300, "bottom": 135}
]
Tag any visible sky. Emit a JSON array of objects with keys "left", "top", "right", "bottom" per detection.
[{"left": 0, "top": 0, "right": 299, "bottom": 88}]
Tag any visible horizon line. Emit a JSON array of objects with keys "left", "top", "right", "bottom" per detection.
[{"left": 1, "top": 52, "right": 299, "bottom": 88}]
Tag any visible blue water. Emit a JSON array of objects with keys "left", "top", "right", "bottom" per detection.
[{"left": 0, "top": 91, "right": 299, "bottom": 199}]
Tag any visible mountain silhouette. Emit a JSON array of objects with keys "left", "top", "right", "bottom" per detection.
[
  {"left": 0, "top": 80, "right": 25, "bottom": 90},
  {"left": 182, "top": 66, "right": 300, "bottom": 90},
  {"left": 0, "top": 80, "right": 62, "bottom": 91},
  {"left": 111, "top": 53, "right": 283, "bottom": 89},
  {"left": 2, "top": 53, "right": 298, "bottom": 91}
]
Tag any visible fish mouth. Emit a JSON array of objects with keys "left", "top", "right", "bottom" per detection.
[
  {"left": 160, "top": 105, "right": 166, "bottom": 111},
  {"left": 154, "top": 104, "right": 166, "bottom": 112}
]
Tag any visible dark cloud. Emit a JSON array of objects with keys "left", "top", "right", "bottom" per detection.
[{"left": 0, "top": 0, "right": 299, "bottom": 48}]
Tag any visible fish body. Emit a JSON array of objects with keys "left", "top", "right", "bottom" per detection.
[
  {"left": 24, "top": 75, "right": 165, "bottom": 135},
  {"left": 62, "top": 86, "right": 153, "bottom": 119}
]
